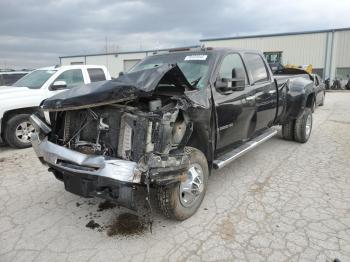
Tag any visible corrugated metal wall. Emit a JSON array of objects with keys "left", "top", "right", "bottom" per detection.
[
  {"left": 334, "top": 30, "right": 350, "bottom": 68},
  {"left": 60, "top": 30, "right": 350, "bottom": 80},
  {"left": 201, "top": 33, "right": 327, "bottom": 68}
]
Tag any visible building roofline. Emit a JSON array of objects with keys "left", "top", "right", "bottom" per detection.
[
  {"left": 200, "top": 27, "right": 350, "bottom": 42},
  {"left": 59, "top": 45, "right": 201, "bottom": 59}
]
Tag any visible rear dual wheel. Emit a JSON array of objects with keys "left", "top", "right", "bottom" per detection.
[
  {"left": 282, "top": 108, "right": 312, "bottom": 143},
  {"left": 294, "top": 108, "right": 312, "bottom": 143},
  {"left": 282, "top": 121, "right": 295, "bottom": 141}
]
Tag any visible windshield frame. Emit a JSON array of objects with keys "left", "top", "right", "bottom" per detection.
[
  {"left": 129, "top": 51, "right": 215, "bottom": 89},
  {"left": 12, "top": 69, "right": 57, "bottom": 89}
]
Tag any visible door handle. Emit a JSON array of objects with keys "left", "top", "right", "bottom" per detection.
[{"left": 246, "top": 95, "right": 255, "bottom": 100}]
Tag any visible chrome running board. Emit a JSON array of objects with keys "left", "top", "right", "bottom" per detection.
[{"left": 213, "top": 128, "right": 277, "bottom": 169}]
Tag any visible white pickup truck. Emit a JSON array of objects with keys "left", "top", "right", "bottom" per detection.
[{"left": 0, "top": 65, "right": 111, "bottom": 148}]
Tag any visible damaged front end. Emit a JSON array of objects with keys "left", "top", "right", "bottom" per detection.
[{"left": 31, "top": 64, "right": 210, "bottom": 210}]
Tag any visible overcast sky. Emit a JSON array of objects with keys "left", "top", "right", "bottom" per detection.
[{"left": 1, "top": 0, "right": 349, "bottom": 69}]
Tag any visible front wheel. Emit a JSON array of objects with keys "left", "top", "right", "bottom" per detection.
[
  {"left": 4, "top": 114, "right": 35, "bottom": 149},
  {"left": 294, "top": 108, "right": 312, "bottom": 143},
  {"left": 157, "top": 147, "right": 208, "bottom": 220}
]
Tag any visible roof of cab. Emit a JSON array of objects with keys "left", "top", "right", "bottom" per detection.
[{"left": 149, "top": 47, "right": 261, "bottom": 58}]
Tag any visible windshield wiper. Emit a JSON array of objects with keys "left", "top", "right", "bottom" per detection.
[{"left": 190, "top": 77, "right": 202, "bottom": 88}]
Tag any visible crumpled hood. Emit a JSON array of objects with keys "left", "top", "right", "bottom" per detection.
[{"left": 42, "top": 64, "right": 210, "bottom": 111}]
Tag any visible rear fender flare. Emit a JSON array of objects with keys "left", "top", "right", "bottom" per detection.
[{"left": 278, "top": 78, "right": 314, "bottom": 124}]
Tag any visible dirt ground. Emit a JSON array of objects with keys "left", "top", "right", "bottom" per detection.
[{"left": 1, "top": 92, "right": 350, "bottom": 262}]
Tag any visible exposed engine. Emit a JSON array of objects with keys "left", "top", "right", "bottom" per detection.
[{"left": 49, "top": 97, "right": 189, "bottom": 163}]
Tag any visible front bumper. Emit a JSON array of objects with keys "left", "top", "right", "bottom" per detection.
[
  {"left": 31, "top": 133, "right": 142, "bottom": 184},
  {"left": 30, "top": 114, "right": 190, "bottom": 202},
  {"left": 32, "top": 131, "right": 143, "bottom": 209}
]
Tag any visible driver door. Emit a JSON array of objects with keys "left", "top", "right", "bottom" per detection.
[{"left": 212, "top": 53, "right": 256, "bottom": 150}]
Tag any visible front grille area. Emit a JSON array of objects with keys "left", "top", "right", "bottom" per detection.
[{"left": 53, "top": 107, "right": 149, "bottom": 162}]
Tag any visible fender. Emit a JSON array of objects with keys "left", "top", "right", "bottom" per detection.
[
  {"left": 275, "top": 77, "right": 314, "bottom": 124},
  {"left": 186, "top": 107, "right": 213, "bottom": 163},
  {"left": 186, "top": 84, "right": 215, "bottom": 169}
]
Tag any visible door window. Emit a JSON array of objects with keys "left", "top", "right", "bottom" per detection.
[
  {"left": 218, "top": 53, "right": 247, "bottom": 81},
  {"left": 87, "top": 68, "right": 106, "bottom": 82},
  {"left": 55, "top": 69, "right": 84, "bottom": 88},
  {"left": 244, "top": 53, "right": 269, "bottom": 84}
]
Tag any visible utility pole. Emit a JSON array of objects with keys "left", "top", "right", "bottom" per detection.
[
  {"left": 105, "top": 36, "right": 108, "bottom": 53},
  {"left": 105, "top": 36, "right": 109, "bottom": 70}
]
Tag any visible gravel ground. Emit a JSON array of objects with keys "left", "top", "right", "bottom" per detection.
[{"left": 0, "top": 92, "right": 350, "bottom": 262}]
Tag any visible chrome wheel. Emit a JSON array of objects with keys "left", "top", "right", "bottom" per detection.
[
  {"left": 179, "top": 163, "right": 204, "bottom": 207},
  {"left": 305, "top": 114, "right": 312, "bottom": 138},
  {"left": 15, "top": 121, "right": 35, "bottom": 144}
]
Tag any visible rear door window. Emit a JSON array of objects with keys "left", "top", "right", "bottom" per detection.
[
  {"left": 244, "top": 53, "right": 269, "bottom": 84},
  {"left": 55, "top": 69, "right": 84, "bottom": 88},
  {"left": 87, "top": 68, "right": 106, "bottom": 82}
]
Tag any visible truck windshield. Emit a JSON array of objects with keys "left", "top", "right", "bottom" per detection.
[
  {"left": 129, "top": 52, "right": 212, "bottom": 89},
  {"left": 13, "top": 69, "right": 57, "bottom": 89}
]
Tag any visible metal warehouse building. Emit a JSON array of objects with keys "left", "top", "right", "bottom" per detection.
[
  {"left": 200, "top": 27, "right": 350, "bottom": 80},
  {"left": 60, "top": 27, "right": 350, "bottom": 80},
  {"left": 59, "top": 46, "right": 199, "bottom": 77}
]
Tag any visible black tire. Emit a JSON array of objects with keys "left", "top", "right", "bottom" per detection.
[
  {"left": 294, "top": 108, "right": 312, "bottom": 143},
  {"left": 319, "top": 92, "right": 325, "bottom": 106},
  {"left": 4, "top": 114, "right": 34, "bottom": 149},
  {"left": 157, "top": 147, "right": 208, "bottom": 220},
  {"left": 282, "top": 120, "right": 295, "bottom": 140}
]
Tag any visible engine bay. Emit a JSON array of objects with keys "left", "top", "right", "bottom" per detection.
[{"left": 48, "top": 95, "right": 190, "bottom": 164}]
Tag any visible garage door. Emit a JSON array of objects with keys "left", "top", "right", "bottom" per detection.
[{"left": 123, "top": 59, "right": 141, "bottom": 72}]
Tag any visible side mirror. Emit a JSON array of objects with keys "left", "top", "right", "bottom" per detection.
[
  {"left": 51, "top": 80, "right": 67, "bottom": 90},
  {"left": 119, "top": 71, "right": 124, "bottom": 77},
  {"left": 215, "top": 68, "right": 246, "bottom": 92},
  {"left": 231, "top": 68, "right": 246, "bottom": 91}
]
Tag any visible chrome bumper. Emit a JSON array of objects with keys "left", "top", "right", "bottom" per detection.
[{"left": 31, "top": 133, "right": 142, "bottom": 184}]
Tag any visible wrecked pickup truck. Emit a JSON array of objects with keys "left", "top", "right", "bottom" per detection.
[{"left": 30, "top": 47, "right": 315, "bottom": 220}]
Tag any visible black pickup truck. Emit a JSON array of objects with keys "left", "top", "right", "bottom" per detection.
[{"left": 30, "top": 47, "right": 315, "bottom": 220}]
